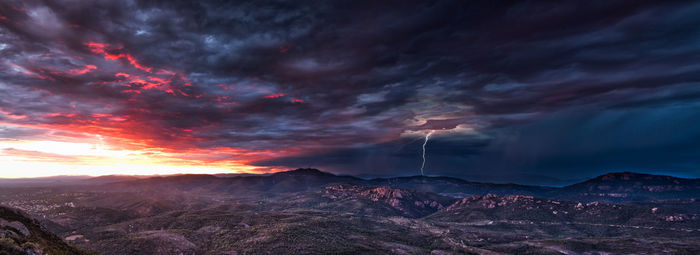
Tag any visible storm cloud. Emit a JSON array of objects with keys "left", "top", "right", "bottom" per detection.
[{"left": 1, "top": 0, "right": 700, "bottom": 181}]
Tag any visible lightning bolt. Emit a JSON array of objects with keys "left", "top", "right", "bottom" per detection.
[{"left": 420, "top": 131, "right": 434, "bottom": 176}]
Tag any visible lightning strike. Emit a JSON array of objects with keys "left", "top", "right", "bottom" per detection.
[{"left": 421, "top": 131, "right": 434, "bottom": 176}]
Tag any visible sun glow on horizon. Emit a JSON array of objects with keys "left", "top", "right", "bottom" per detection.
[{"left": 0, "top": 139, "right": 264, "bottom": 178}]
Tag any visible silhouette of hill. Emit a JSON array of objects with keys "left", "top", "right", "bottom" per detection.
[
  {"left": 558, "top": 172, "right": 700, "bottom": 202},
  {"left": 103, "top": 169, "right": 700, "bottom": 203}
]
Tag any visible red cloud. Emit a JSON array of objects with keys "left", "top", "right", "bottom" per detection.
[
  {"left": 69, "top": 64, "right": 97, "bottom": 75},
  {"left": 264, "top": 93, "right": 286, "bottom": 98},
  {"left": 115, "top": 72, "right": 130, "bottom": 78},
  {"left": 85, "top": 42, "right": 153, "bottom": 72}
]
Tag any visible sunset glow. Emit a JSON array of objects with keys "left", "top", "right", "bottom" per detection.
[{"left": 0, "top": 136, "right": 266, "bottom": 178}]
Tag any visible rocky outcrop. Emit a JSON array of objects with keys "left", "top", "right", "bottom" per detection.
[
  {"left": 317, "top": 184, "right": 455, "bottom": 218},
  {"left": 1, "top": 218, "right": 31, "bottom": 237},
  {"left": 431, "top": 194, "right": 700, "bottom": 230},
  {"left": 0, "top": 206, "right": 87, "bottom": 255}
]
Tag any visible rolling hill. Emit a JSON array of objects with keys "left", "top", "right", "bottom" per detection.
[{"left": 3, "top": 169, "right": 698, "bottom": 254}]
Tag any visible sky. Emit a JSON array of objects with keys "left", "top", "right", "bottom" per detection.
[{"left": 1, "top": 1, "right": 700, "bottom": 181}]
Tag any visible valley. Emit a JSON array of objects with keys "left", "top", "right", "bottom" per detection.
[{"left": 1, "top": 169, "right": 699, "bottom": 254}]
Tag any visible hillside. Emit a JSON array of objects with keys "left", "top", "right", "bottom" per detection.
[{"left": 0, "top": 206, "right": 87, "bottom": 255}]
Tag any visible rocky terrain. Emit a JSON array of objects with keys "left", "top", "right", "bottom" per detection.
[
  {"left": 0, "top": 169, "right": 698, "bottom": 254},
  {"left": 0, "top": 206, "right": 88, "bottom": 255},
  {"left": 276, "top": 184, "right": 456, "bottom": 218}
]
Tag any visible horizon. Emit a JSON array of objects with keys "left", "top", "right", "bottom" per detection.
[{"left": 1, "top": 168, "right": 697, "bottom": 188}]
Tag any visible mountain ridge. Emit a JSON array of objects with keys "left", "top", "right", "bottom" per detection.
[
  {"left": 95, "top": 168, "right": 700, "bottom": 203},
  {"left": 4, "top": 169, "right": 697, "bottom": 187}
]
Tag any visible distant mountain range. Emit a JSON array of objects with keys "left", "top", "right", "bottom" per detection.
[
  {"left": 1, "top": 169, "right": 695, "bottom": 189},
  {"left": 99, "top": 168, "right": 700, "bottom": 203}
]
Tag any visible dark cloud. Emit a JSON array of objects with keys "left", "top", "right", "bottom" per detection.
[
  {"left": 255, "top": 134, "right": 492, "bottom": 176},
  {"left": 1, "top": 0, "right": 700, "bottom": 180}
]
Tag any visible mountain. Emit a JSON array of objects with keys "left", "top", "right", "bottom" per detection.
[
  {"left": 558, "top": 172, "right": 700, "bottom": 202},
  {"left": 84, "top": 175, "right": 146, "bottom": 184},
  {"left": 457, "top": 173, "right": 584, "bottom": 186},
  {"left": 260, "top": 168, "right": 363, "bottom": 193},
  {"left": 105, "top": 168, "right": 364, "bottom": 200},
  {"left": 0, "top": 206, "right": 87, "bottom": 255},
  {"left": 102, "top": 169, "right": 700, "bottom": 203},
  {"left": 0, "top": 176, "right": 91, "bottom": 187}
]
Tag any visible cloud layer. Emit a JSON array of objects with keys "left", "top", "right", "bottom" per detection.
[{"left": 1, "top": 1, "right": 700, "bottom": 180}]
